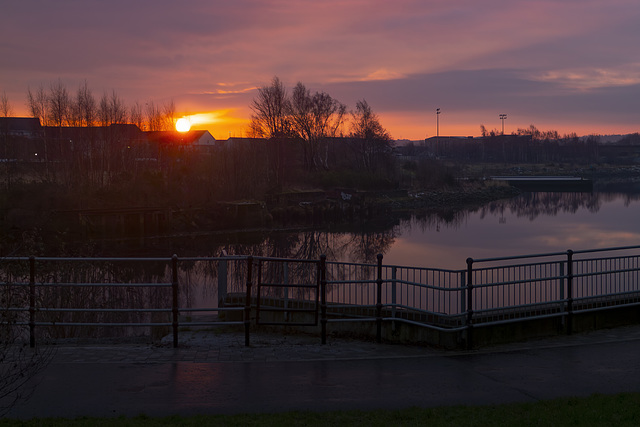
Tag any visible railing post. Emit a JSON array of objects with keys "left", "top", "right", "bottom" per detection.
[
  {"left": 171, "top": 254, "right": 179, "bottom": 348},
  {"left": 218, "top": 254, "right": 227, "bottom": 306},
  {"left": 283, "top": 262, "right": 289, "bottom": 322},
  {"left": 245, "top": 256, "right": 253, "bottom": 347},
  {"left": 559, "top": 261, "right": 565, "bottom": 301},
  {"left": 255, "top": 259, "right": 262, "bottom": 325},
  {"left": 391, "top": 267, "right": 397, "bottom": 332},
  {"left": 566, "top": 250, "right": 574, "bottom": 335},
  {"left": 376, "top": 253, "right": 383, "bottom": 344},
  {"left": 29, "top": 256, "right": 36, "bottom": 349},
  {"left": 466, "top": 258, "right": 474, "bottom": 350},
  {"left": 320, "top": 255, "right": 327, "bottom": 345},
  {"left": 460, "top": 270, "right": 466, "bottom": 314}
]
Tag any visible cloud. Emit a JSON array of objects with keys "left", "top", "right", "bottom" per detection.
[
  {"left": 531, "top": 66, "right": 640, "bottom": 90},
  {"left": 2, "top": 0, "right": 640, "bottom": 138}
]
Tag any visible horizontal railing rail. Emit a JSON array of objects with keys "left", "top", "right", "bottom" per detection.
[{"left": 2, "top": 244, "right": 639, "bottom": 349}]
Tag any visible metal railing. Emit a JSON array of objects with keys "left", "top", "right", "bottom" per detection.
[{"left": 2, "top": 245, "right": 640, "bottom": 349}]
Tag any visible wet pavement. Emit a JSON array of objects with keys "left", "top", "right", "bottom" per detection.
[{"left": 5, "top": 325, "right": 640, "bottom": 419}]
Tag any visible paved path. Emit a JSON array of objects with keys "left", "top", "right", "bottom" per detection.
[{"left": 6, "top": 326, "right": 640, "bottom": 419}]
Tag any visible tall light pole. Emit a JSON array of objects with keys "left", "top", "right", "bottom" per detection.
[
  {"left": 499, "top": 113, "right": 507, "bottom": 135},
  {"left": 436, "top": 108, "right": 441, "bottom": 144}
]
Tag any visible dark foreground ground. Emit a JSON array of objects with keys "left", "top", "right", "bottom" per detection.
[{"left": 6, "top": 325, "right": 640, "bottom": 419}]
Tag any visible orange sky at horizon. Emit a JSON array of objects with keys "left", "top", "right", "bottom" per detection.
[{"left": 180, "top": 107, "right": 639, "bottom": 141}]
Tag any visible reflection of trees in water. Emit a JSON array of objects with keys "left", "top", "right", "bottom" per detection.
[
  {"left": 404, "top": 210, "right": 468, "bottom": 234},
  {"left": 398, "top": 191, "right": 640, "bottom": 235},
  {"left": 218, "top": 229, "right": 396, "bottom": 265},
  {"left": 216, "top": 229, "right": 397, "bottom": 297},
  {"left": 481, "top": 192, "right": 605, "bottom": 220},
  {"left": 0, "top": 259, "right": 187, "bottom": 339}
]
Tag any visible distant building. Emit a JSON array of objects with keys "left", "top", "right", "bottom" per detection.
[
  {"left": 0, "top": 117, "right": 44, "bottom": 139},
  {"left": 145, "top": 130, "right": 216, "bottom": 147}
]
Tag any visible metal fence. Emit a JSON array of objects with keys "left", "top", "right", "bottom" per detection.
[{"left": 2, "top": 245, "right": 640, "bottom": 349}]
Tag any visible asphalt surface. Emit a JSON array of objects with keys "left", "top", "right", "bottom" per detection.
[{"left": 5, "top": 325, "right": 640, "bottom": 419}]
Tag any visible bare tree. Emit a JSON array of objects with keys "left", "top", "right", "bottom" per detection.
[
  {"left": 72, "top": 81, "right": 96, "bottom": 127},
  {"left": 98, "top": 92, "right": 110, "bottom": 127},
  {"left": 145, "top": 101, "right": 163, "bottom": 131},
  {"left": 47, "top": 80, "right": 71, "bottom": 128},
  {"left": 348, "top": 100, "right": 392, "bottom": 171},
  {"left": 162, "top": 100, "right": 176, "bottom": 131},
  {"left": 130, "top": 101, "right": 144, "bottom": 130},
  {"left": 0, "top": 92, "right": 13, "bottom": 117},
  {"left": 289, "top": 82, "right": 346, "bottom": 169},
  {"left": 98, "top": 90, "right": 127, "bottom": 127},
  {"left": 26, "top": 85, "right": 48, "bottom": 125},
  {"left": 145, "top": 101, "right": 175, "bottom": 131},
  {"left": 249, "top": 76, "right": 292, "bottom": 138}
]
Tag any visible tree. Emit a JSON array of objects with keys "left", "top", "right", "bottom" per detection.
[
  {"left": 130, "top": 101, "right": 144, "bottom": 130},
  {"left": 98, "top": 90, "right": 126, "bottom": 127},
  {"left": 71, "top": 81, "right": 96, "bottom": 127},
  {"left": 249, "top": 76, "right": 292, "bottom": 138},
  {"left": 162, "top": 100, "right": 176, "bottom": 131},
  {"left": 0, "top": 92, "right": 13, "bottom": 117},
  {"left": 348, "top": 100, "right": 392, "bottom": 172},
  {"left": 144, "top": 100, "right": 175, "bottom": 131},
  {"left": 289, "top": 82, "right": 346, "bottom": 169},
  {"left": 47, "top": 80, "right": 71, "bottom": 128},
  {"left": 26, "top": 85, "right": 48, "bottom": 125}
]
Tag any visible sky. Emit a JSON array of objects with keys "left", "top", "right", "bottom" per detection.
[{"left": 2, "top": 0, "right": 640, "bottom": 140}]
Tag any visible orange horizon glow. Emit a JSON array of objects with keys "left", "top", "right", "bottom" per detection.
[
  {"left": 185, "top": 108, "right": 639, "bottom": 142},
  {"left": 8, "top": 104, "right": 637, "bottom": 142}
]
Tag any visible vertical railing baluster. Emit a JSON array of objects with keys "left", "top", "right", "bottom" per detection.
[
  {"left": 566, "top": 250, "right": 573, "bottom": 335},
  {"left": 376, "top": 254, "right": 383, "bottom": 344},
  {"left": 559, "top": 261, "right": 565, "bottom": 309},
  {"left": 283, "top": 262, "right": 289, "bottom": 322},
  {"left": 466, "top": 258, "right": 474, "bottom": 350},
  {"left": 391, "top": 266, "right": 397, "bottom": 332},
  {"left": 218, "top": 255, "right": 227, "bottom": 306},
  {"left": 29, "top": 256, "right": 36, "bottom": 348},
  {"left": 460, "top": 270, "right": 466, "bottom": 316},
  {"left": 245, "top": 256, "right": 253, "bottom": 347},
  {"left": 171, "top": 254, "right": 179, "bottom": 348},
  {"left": 255, "top": 259, "right": 262, "bottom": 325},
  {"left": 320, "top": 255, "right": 327, "bottom": 345}
]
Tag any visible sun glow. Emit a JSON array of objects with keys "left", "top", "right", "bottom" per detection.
[
  {"left": 174, "top": 110, "right": 250, "bottom": 139},
  {"left": 175, "top": 118, "right": 191, "bottom": 132}
]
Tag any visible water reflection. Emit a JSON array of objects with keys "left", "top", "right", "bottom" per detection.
[
  {"left": 94, "top": 190, "right": 640, "bottom": 271},
  {"left": 6, "top": 190, "right": 640, "bottom": 339},
  {"left": 385, "top": 191, "right": 640, "bottom": 269}
]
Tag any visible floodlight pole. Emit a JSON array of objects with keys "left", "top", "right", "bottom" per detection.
[
  {"left": 499, "top": 113, "right": 507, "bottom": 135},
  {"left": 436, "top": 108, "right": 441, "bottom": 144}
]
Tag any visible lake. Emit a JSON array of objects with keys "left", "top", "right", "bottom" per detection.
[
  {"left": 383, "top": 191, "right": 640, "bottom": 270},
  {"left": 90, "top": 189, "right": 640, "bottom": 272}
]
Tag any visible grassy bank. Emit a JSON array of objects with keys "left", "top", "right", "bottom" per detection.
[{"left": 2, "top": 392, "right": 640, "bottom": 426}]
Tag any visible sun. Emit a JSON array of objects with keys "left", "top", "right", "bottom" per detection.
[{"left": 176, "top": 118, "right": 191, "bottom": 132}]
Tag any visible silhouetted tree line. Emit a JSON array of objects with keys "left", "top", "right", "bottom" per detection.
[
  {"left": 404, "top": 124, "right": 639, "bottom": 165},
  {"left": 1, "top": 78, "right": 399, "bottom": 201}
]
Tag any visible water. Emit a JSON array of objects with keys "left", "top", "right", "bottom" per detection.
[
  {"left": 109, "top": 190, "right": 640, "bottom": 271},
  {"left": 383, "top": 191, "right": 640, "bottom": 270},
  {"left": 9, "top": 189, "right": 640, "bottom": 338}
]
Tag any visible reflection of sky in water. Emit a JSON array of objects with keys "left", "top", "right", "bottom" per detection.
[{"left": 384, "top": 193, "right": 640, "bottom": 270}]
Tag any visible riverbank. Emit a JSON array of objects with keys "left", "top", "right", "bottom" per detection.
[{"left": 3, "top": 164, "right": 639, "bottom": 256}]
